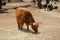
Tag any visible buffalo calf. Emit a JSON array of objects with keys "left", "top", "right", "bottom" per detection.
[{"left": 16, "top": 8, "right": 39, "bottom": 33}]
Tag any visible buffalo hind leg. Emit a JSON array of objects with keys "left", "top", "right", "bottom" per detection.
[
  {"left": 17, "top": 22, "right": 23, "bottom": 30},
  {"left": 20, "top": 23, "right": 24, "bottom": 30},
  {"left": 17, "top": 22, "right": 21, "bottom": 30}
]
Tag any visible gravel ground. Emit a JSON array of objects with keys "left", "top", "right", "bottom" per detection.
[{"left": 0, "top": 2, "right": 60, "bottom": 40}]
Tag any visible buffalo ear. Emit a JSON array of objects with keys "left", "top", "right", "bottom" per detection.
[
  {"left": 30, "top": 22, "right": 37, "bottom": 26},
  {"left": 33, "top": 23, "right": 36, "bottom": 25},
  {"left": 33, "top": 22, "right": 39, "bottom": 27}
]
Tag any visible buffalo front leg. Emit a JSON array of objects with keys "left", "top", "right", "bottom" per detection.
[{"left": 26, "top": 24, "right": 29, "bottom": 31}]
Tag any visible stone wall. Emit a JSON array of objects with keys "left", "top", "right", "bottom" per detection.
[
  {"left": 4, "top": 0, "right": 60, "bottom": 3},
  {"left": 4, "top": 0, "right": 32, "bottom": 3},
  {"left": 4, "top": 0, "right": 20, "bottom": 3}
]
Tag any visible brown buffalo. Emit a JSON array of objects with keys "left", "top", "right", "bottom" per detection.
[{"left": 15, "top": 8, "right": 39, "bottom": 33}]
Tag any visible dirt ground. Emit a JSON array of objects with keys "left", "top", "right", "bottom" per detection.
[{"left": 0, "top": 1, "right": 60, "bottom": 40}]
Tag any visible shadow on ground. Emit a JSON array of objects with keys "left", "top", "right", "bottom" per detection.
[{"left": 19, "top": 28, "right": 40, "bottom": 34}]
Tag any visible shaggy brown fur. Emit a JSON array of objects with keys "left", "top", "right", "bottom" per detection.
[{"left": 16, "top": 8, "right": 39, "bottom": 33}]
